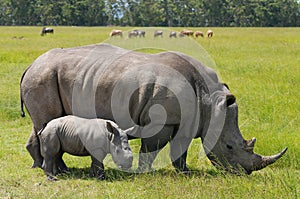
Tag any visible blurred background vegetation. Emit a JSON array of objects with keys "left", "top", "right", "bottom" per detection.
[{"left": 0, "top": 0, "right": 299, "bottom": 27}]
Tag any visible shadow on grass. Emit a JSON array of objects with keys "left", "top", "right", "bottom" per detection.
[
  {"left": 57, "top": 166, "right": 227, "bottom": 181},
  {"left": 58, "top": 167, "right": 136, "bottom": 181}
]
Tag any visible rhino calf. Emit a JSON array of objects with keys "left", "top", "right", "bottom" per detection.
[{"left": 37, "top": 115, "right": 133, "bottom": 181}]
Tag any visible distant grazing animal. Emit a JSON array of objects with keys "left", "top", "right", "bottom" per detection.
[
  {"left": 169, "top": 31, "right": 177, "bottom": 38},
  {"left": 20, "top": 43, "right": 287, "bottom": 175},
  {"left": 110, "top": 30, "right": 123, "bottom": 38},
  {"left": 133, "top": 30, "right": 146, "bottom": 37},
  {"left": 194, "top": 31, "right": 204, "bottom": 38},
  {"left": 41, "top": 27, "right": 54, "bottom": 36},
  {"left": 38, "top": 115, "right": 133, "bottom": 181},
  {"left": 181, "top": 30, "right": 194, "bottom": 37},
  {"left": 178, "top": 32, "right": 185, "bottom": 38},
  {"left": 207, "top": 30, "right": 213, "bottom": 38},
  {"left": 154, "top": 30, "right": 163, "bottom": 38},
  {"left": 128, "top": 30, "right": 138, "bottom": 38}
]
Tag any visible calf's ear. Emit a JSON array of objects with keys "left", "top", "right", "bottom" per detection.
[
  {"left": 107, "top": 122, "right": 114, "bottom": 142},
  {"left": 106, "top": 121, "right": 113, "bottom": 133},
  {"left": 106, "top": 122, "right": 120, "bottom": 143}
]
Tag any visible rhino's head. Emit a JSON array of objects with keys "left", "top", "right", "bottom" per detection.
[
  {"left": 202, "top": 85, "right": 287, "bottom": 174},
  {"left": 107, "top": 122, "right": 133, "bottom": 170}
]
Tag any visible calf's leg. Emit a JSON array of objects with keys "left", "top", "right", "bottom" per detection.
[
  {"left": 56, "top": 152, "right": 70, "bottom": 174},
  {"left": 90, "top": 156, "right": 105, "bottom": 180},
  {"left": 44, "top": 156, "right": 58, "bottom": 181}
]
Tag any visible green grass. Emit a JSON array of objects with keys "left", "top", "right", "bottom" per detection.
[{"left": 0, "top": 26, "right": 299, "bottom": 198}]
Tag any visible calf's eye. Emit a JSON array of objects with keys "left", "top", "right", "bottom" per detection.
[{"left": 226, "top": 144, "right": 233, "bottom": 150}]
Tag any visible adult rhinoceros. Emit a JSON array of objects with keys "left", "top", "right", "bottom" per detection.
[{"left": 20, "top": 43, "right": 287, "bottom": 174}]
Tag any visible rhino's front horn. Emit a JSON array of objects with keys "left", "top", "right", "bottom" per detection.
[{"left": 252, "top": 147, "right": 288, "bottom": 171}]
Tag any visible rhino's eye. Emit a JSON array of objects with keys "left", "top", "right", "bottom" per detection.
[
  {"left": 226, "top": 144, "right": 233, "bottom": 150},
  {"left": 123, "top": 146, "right": 130, "bottom": 151}
]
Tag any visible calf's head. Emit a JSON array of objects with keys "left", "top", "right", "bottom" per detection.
[
  {"left": 202, "top": 85, "right": 287, "bottom": 174},
  {"left": 107, "top": 122, "right": 133, "bottom": 170}
]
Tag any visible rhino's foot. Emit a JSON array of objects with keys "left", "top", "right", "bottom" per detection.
[
  {"left": 31, "top": 161, "right": 43, "bottom": 169},
  {"left": 175, "top": 168, "right": 191, "bottom": 176},
  {"left": 173, "top": 161, "right": 190, "bottom": 175},
  {"left": 47, "top": 175, "right": 58, "bottom": 181},
  {"left": 96, "top": 172, "right": 106, "bottom": 181},
  {"left": 135, "top": 166, "right": 154, "bottom": 174}
]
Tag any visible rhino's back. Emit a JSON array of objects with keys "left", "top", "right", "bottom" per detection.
[{"left": 21, "top": 44, "right": 222, "bottom": 132}]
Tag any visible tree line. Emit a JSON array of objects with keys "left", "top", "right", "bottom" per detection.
[{"left": 0, "top": 0, "right": 299, "bottom": 27}]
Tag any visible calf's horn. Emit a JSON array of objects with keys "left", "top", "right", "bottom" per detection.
[{"left": 252, "top": 147, "right": 288, "bottom": 171}]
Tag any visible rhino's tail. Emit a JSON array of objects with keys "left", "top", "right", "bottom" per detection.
[
  {"left": 20, "top": 98, "right": 25, "bottom": 117},
  {"left": 20, "top": 66, "right": 31, "bottom": 117}
]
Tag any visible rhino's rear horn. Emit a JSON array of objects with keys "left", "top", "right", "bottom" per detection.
[{"left": 245, "top": 137, "right": 256, "bottom": 152}]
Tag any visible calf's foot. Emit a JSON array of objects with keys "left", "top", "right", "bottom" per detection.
[
  {"left": 90, "top": 157, "right": 105, "bottom": 180},
  {"left": 56, "top": 158, "right": 70, "bottom": 174}
]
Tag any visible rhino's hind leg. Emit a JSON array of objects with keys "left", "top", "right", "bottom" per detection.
[
  {"left": 26, "top": 129, "right": 43, "bottom": 168},
  {"left": 137, "top": 125, "right": 174, "bottom": 173},
  {"left": 23, "top": 73, "right": 65, "bottom": 169}
]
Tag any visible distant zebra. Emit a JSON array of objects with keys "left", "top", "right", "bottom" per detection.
[{"left": 134, "top": 30, "right": 146, "bottom": 37}]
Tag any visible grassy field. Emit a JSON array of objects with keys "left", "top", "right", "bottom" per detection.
[{"left": 0, "top": 26, "right": 299, "bottom": 198}]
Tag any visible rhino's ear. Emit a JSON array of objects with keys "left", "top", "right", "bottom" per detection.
[
  {"left": 226, "top": 94, "right": 236, "bottom": 107},
  {"left": 223, "top": 83, "right": 230, "bottom": 90}
]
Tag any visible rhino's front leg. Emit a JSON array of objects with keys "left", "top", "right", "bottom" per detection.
[
  {"left": 26, "top": 129, "right": 43, "bottom": 168},
  {"left": 90, "top": 156, "right": 105, "bottom": 180},
  {"left": 170, "top": 137, "right": 192, "bottom": 174}
]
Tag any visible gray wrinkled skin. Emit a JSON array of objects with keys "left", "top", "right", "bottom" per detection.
[
  {"left": 38, "top": 115, "right": 133, "bottom": 180},
  {"left": 21, "top": 44, "right": 286, "bottom": 174}
]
